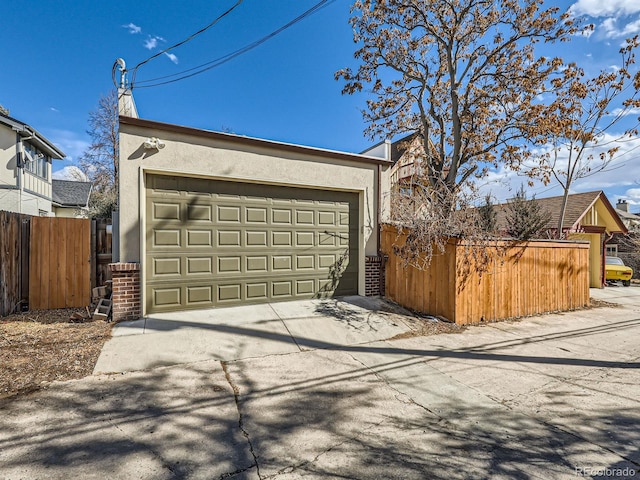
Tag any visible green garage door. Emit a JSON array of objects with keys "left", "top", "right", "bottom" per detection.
[{"left": 145, "top": 174, "right": 359, "bottom": 313}]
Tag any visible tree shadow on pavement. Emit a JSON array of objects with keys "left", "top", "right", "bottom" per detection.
[{"left": 0, "top": 349, "right": 638, "bottom": 479}]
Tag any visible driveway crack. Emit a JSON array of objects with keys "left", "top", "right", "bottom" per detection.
[
  {"left": 264, "top": 418, "right": 386, "bottom": 479},
  {"left": 221, "top": 361, "right": 262, "bottom": 479}
]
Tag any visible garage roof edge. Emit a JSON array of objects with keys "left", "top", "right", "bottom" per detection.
[{"left": 119, "top": 116, "right": 393, "bottom": 166}]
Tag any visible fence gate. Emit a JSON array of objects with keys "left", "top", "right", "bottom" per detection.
[{"left": 29, "top": 217, "right": 91, "bottom": 310}]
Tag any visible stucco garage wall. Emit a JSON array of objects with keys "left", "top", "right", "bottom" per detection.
[{"left": 118, "top": 116, "right": 391, "bottom": 299}]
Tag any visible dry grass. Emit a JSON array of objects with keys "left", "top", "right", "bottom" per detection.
[{"left": 0, "top": 309, "right": 112, "bottom": 399}]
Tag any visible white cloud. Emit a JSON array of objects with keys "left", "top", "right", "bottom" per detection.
[
  {"left": 571, "top": 0, "right": 640, "bottom": 17},
  {"left": 599, "top": 16, "right": 640, "bottom": 38},
  {"left": 44, "top": 129, "right": 90, "bottom": 162},
  {"left": 477, "top": 133, "right": 640, "bottom": 203},
  {"left": 609, "top": 107, "right": 640, "bottom": 117},
  {"left": 49, "top": 107, "right": 59, "bottom": 113},
  {"left": 164, "top": 52, "right": 179, "bottom": 64},
  {"left": 52, "top": 166, "right": 88, "bottom": 181},
  {"left": 621, "top": 188, "right": 640, "bottom": 207},
  {"left": 144, "top": 35, "right": 165, "bottom": 50},
  {"left": 122, "top": 22, "right": 142, "bottom": 34}
]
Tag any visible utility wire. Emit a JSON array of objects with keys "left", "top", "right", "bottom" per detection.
[
  {"left": 129, "top": 0, "right": 244, "bottom": 86},
  {"left": 133, "top": 0, "right": 335, "bottom": 89}
]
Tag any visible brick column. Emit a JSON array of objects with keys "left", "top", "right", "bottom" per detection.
[
  {"left": 108, "top": 263, "right": 141, "bottom": 322},
  {"left": 365, "top": 256, "right": 385, "bottom": 296}
]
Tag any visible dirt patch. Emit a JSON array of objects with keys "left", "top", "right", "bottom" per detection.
[
  {"left": 0, "top": 309, "right": 112, "bottom": 399},
  {"left": 588, "top": 297, "right": 620, "bottom": 309},
  {"left": 391, "top": 319, "right": 465, "bottom": 339}
]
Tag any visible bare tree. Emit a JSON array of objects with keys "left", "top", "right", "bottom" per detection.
[
  {"left": 78, "top": 90, "right": 119, "bottom": 218},
  {"left": 337, "top": 0, "right": 579, "bottom": 214},
  {"left": 521, "top": 37, "right": 640, "bottom": 238}
]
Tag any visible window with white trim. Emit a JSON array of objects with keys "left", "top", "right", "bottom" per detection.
[
  {"left": 606, "top": 244, "right": 618, "bottom": 256},
  {"left": 23, "top": 143, "right": 49, "bottom": 180}
]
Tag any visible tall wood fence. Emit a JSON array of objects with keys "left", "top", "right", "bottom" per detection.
[
  {"left": 29, "top": 216, "right": 91, "bottom": 310},
  {"left": 0, "top": 211, "right": 111, "bottom": 316},
  {"left": 0, "top": 211, "right": 30, "bottom": 317},
  {"left": 382, "top": 225, "right": 591, "bottom": 325}
]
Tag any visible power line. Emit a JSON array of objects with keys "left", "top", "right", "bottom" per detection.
[
  {"left": 133, "top": 0, "right": 335, "bottom": 89},
  {"left": 129, "top": 0, "right": 244, "bottom": 86}
]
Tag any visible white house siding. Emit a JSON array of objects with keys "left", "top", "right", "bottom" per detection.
[{"left": 0, "top": 125, "right": 53, "bottom": 215}]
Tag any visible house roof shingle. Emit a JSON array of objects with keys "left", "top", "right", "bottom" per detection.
[
  {"left": 495, "top": 190, "right": 626, "bottom": 233},
  {"left": 52, "top": 180, "right": 92, "bottom": 207}
]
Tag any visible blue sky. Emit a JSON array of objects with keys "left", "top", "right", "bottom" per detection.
[{"left": 1, "top": 0, "right": 640, "bottom": 207}]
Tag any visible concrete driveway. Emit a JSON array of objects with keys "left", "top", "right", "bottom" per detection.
[{"left": 1, "top": 291, "right": 639, "bottom": 479}]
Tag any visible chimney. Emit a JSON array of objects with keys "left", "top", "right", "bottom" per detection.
[
  {"left": 118, "top": 87, "right": 138, "bottom": 118},
  {"left": 617, "top": 199, "right": 629, "bottom": 212}
]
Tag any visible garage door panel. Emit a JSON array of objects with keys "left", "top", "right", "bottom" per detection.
[
  {"left": 187, "top": 204, "right": 212, "bottom": 221},
  {"left": 272, "top": 209, "right": 292, "bottom": 224},
  {"left": 272, "top": 281, "right": 292, "bottom": 297},
  {"left": 296, "top": 255, "right": 314, "bottom": 270},
  {"left": 218, "top": 256, "right": 242, "bottom": 273},
  {"left": 153, "top": 230, "right": 181, "bottom": 248},
  {"left": 246, "top": 231, "right": 268, "bottom": 246},
  {"left": 153, "top": 257, "right": 181, "bottom": 276},
  {"left": 246, "top": 207, "right": 267, "bottom": 223},
  {"left": 246, "top": 256, "right": 268, "bottom": 272},
  {"left": 217, "top": 205, "right": 241, "bottom": 223},
  {"left": 187, "top": 286, "right": 213, "bottom": 305},
  {"left": 218, "top": 284, "right": 242, "bottom": 302},
  {"left": 154, "top": 203, "right": 181, "bottom": 221},
  {"left": 146, "top": 174, "right": 359, "bottom": 312},
  {"left": 218, "top": 231, "right": 241, "bottom": 247},
  {"left": 295, "top": 232, "right": 315, "bottom": 247},
  {"left": 187, "top": 230, "right": 213, "bottom": 247},
  {"left": 246, "top": 283, "right": 268, "bottom": 300},
  {"left": 153, "top": 287, "right": 181, "bottom": 308},
  {"left": 272, "top": 231, "right": 292, "bottom": 246},
  {"left": 187, "top": 257, "right": 213, "bottom": 274},
  {"left": 272, "top": 256, "right": 292, "bottom": 271}
]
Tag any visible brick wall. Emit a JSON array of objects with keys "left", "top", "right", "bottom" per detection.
[
  {"left": 365, "top": 255, "right": 385, "bottom": 296},
  {"left": 108, "top": 263, "right": 141, "bottom": 322}
]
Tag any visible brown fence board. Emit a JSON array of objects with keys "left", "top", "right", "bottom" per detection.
[
  {"left": 382, "top": 225, "right": 590, "bottom": 325},
  {"left": 0, "top": 212, "right": 26, "bottom": 316},
  {"left": 29, "top": 217, "right": 91, "bottom": 310}
]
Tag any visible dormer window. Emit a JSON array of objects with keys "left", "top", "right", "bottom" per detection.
[{"left": 23, "top": 142, "right": 49, "bottom": 180}]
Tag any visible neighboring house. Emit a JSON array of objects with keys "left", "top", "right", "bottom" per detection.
[
  {"left": 496, "top": 191, "right": 627, "bottom": 288},
  {"left": 51, "top": 179, "right": 92, "bottom": 218},
  {"left": 608, "top": 199, "right": 640, "bottom": 277},
  {"left": 613, "top": 199, "right": 640, "bottom": 233},
  {"left": 390, "top": 133, "right": 422, "bottom": 189},
  {"left": 388, "top": 133, "right": 443, "bottom": 192},
  {"left": 0, "top": 112, "right": 65, "bottom": 216},
  {"left": 115, "top": 101, "right": 392, "bottom": 316}
]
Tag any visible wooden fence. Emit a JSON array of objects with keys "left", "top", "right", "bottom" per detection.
[
  {"left": 0, "top": 211, "right": 30, "bottom": 316},
  {"left": 29, "top": 217, "right": 92, "bottom": 310},
  {"left": 0, "top": 211, "right": 112, "bottom": 316},
  {"left": 382, "top": 225, "right": 591, "bottom": 325},
  {"left": 93, "top": 218, "right": 113, "bottom": 288}
]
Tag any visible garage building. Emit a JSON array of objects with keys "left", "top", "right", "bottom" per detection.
[{"left": 116, "top": 114, "right": 391, "bottom": 317}]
